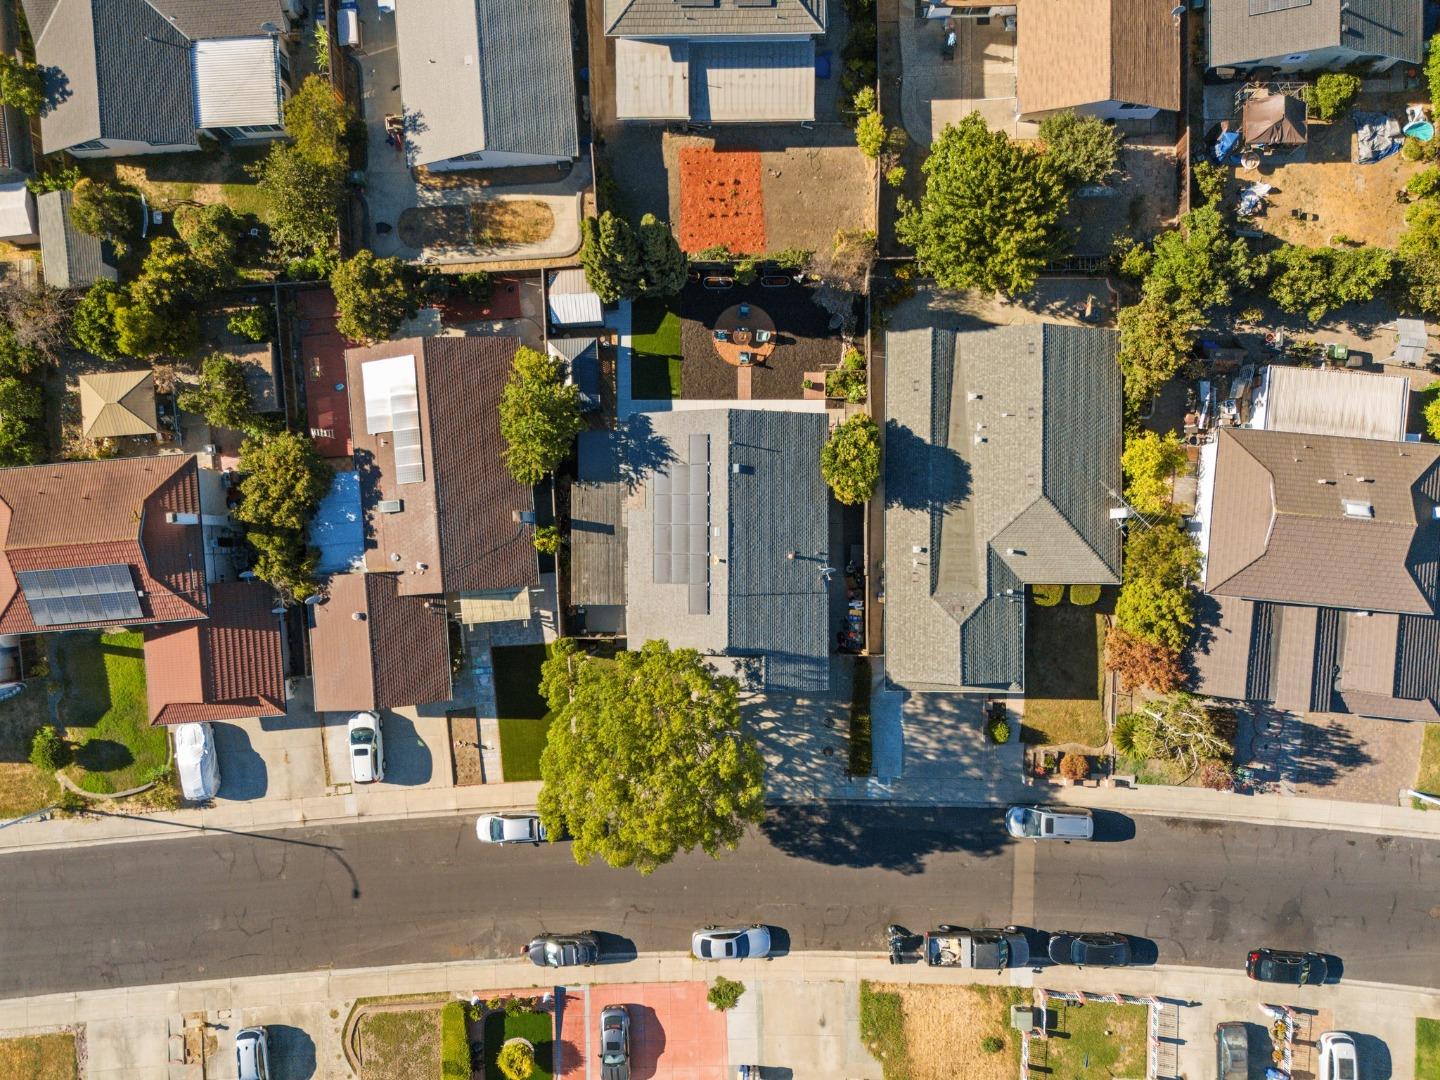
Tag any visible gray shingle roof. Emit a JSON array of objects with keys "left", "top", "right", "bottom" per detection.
[
  {"left": 26, "top": 0, "right": 287, "bottom": 41},
  {"left": 572, "top": 430, "right": 626, "bottom": 607},
  {"left": 883, "top": 317, "right": 1122, "bottom": 692},
  {"left": 395, "top": 0, "right": 577, "bottom": 167},
  {"left": 37, "top": 189, "right": 117, "bottom": 289},
  {"left": 623, "top": 408, "right": 830, "bottom": 692},
  {"left": 605, "top": 0, "right": 825, "bottom": 38},
  {"left": 1207, "top": 0, "right": 1421, "bottom": 67}
]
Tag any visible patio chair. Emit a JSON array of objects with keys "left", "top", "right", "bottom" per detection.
[
  {"left": 754, "top": 329, "right": 773, "bottom": 344},
  {"left": 738, "top": 351, "right": 754, "bottom": 365},
  {"left": 713, "top": 329, "right": 730, "bottom": 342},
  {"left": 739, "top": 302, "right": 751, "bottom": 318}
]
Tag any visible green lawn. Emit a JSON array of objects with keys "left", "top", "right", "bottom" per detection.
[
  {"left": 1040, "top": 1001, "right": 1147, "bottom": 1080},
  {"left": 0, "top": 680, "right": 61, "bottom": 818},
  {"left": 631, "top": 297, "right": 683, "bottom": 400},
  {"left": 493, "top": 643, "right": 554, "bottom": 782},
  {"left": 859, "top": 982, "right": 911, "bottom": 1080},
  {"left": 1415, "top": 725, "right": 1440, "bottom": 809},
  {"left": 1021, "top": 598, "right": 1108, "bottom": 749},
  {"left": 57, "top": 631, "right": 169, "bottom": 795},
  {"left": 1418, "top": 1017, "right": 1440, "bottom": 1079},
  {"left": 0, "top": 1033, "right": 77, "bottom": 1080},
  {"left": 483, "top": 1009, "right": 554, "bottom": 1080},
  {"left": 498, "top": 717, "right": 555, "bottom": 782}
]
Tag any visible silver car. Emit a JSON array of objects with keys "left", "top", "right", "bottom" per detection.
[
  {"left": 599, "top": 1004, "right": 630, "bottom": 1080},
  {"left": 1005, "top": 805, "right": 1093, "bottom": 841},
  {"left": 476, "top": 813, "right": 548, "bottom": 844},
  {"left": 692, "top": 925, "right": 771, "bottom": 960},
  {"left": 173, "top": 722, "right": 220, "bottom": 802},
  {"left": 235, "top": 1027, "right": 270, "bottom": 1080}
]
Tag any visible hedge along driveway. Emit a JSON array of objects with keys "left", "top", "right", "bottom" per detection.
[{"left": 57, "top": 631, "right": 168, "bottom": 795}]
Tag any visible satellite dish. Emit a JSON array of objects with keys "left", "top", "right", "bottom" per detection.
[{"left": 1170, "top": 3, "right": 1185, "bottom": 14}]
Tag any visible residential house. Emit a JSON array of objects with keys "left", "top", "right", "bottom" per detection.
[
  {"left": 624, "top": 408, "right": 833, "bottom": 692},
  {"left": 884, "top": 322, "right": 1124, "bottom": 692},
  {"left": 23, "top": 0, "right": 297, "bottom": 158},
  {"left": 394, "top": 0, "right": 578, "bottom": 171},
  {"left": 1207, "top": 0, "right": 1422, "bottom": 73},
  {"left": 0, "top": 456, "right": 287, "bottom": 723},
  {"left": 1015, "top": 0, "right": 1181, "bottom": 121},
  {"left": 549, "top": 338, "right": 602, "bottom": 413},
  {"left": 1192, "top": 427, "right": 1440, "bottom": 721},
  {"left": 608, "top": 0, "right": 827, "bottom": 123},
  {"left": 37, "top": 189, "right": 118, "bottom": 289}
]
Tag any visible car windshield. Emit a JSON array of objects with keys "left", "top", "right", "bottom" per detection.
[
  {"left": 543, "top": 941, "right": 564, "bottom": 966},
  {"left": 350, "top": 728, "right": 374, "bottom": 745},
  {"left": 1014, "top": 809, "right": 1040, "bottom": 836},
  {"left": 489, "top": 819, "right": 505, "bottom": 841},
  {"left": 1336, "top": 1060, "right": 1355, "bottom": 1080}
]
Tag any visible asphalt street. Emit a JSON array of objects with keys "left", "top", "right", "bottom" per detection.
[{"left": 1, "top": 806, "right": 1436, "bottom": 998}]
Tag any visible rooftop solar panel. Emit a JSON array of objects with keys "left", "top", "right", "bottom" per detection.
[{"left": 17, "top": 564, "right": 143, "bottom": 627}]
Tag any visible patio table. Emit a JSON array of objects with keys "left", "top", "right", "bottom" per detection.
[{"left": 713, "top": 303, "right": 777, "bottom": 366}]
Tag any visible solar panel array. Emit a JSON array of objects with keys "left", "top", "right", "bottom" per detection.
[
  {"left": 17, "top": 564, "right": 143, "bottom": 627},
  {"left": 652, "top": 434, "right": 711, "bottom": 615},
  {"left": 361, "top": 355, "right": 426, "bottom": 486}
]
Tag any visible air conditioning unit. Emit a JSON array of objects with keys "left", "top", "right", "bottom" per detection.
[{"left": 377, "top": 499, "right": 404, "bottom": 514}]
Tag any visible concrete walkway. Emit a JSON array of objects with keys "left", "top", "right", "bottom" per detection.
[{"left": 2, "top": 953, "right": 1434, "bottom": 1080}]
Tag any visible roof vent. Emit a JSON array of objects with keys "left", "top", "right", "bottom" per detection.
[
  {"left": 377, "top": 499, "right": 404, "bottom": 514},
  {"left": 974, "top": 435, "right": 987, "bottom": 445},
  {"left": 351, "top": 611, "right": 366, "bottom": 621},
  {"left": 1342, "top": 499, "right": 1373, "bottom": 518},
  {"left": 1316, "top": 478, "right": 1335, "bottom": 485},
  {"left": 1355, "top": 476, "right": 1372, "bottom": 483},
  {"left": 967, "top": 392, "right": 983, "bottom": 400}
]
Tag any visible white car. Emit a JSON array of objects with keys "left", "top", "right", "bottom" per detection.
[
  {"left": 173, "top": 722, "right": 220, "bottom": 802},
  {"left": 476, "top": 813, "right": 548, "bottom": 844},
  {"left": 691, "top": 925, "right": 771, "bottom": 960},
  {"left": 1318, "top": 1031, "right": 1359, "bottom": 1080},
  {"left": 348, "top": 712, "right": 384, "bottom": 784},
  {"left": 235, "top": 1027, "right": 270, "bottom": 1080}
]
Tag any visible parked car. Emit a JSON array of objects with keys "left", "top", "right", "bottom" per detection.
[
  {"left": 1245, "top": 948, "right": 1328, "bottom": 985},
  {"left": 348, "top": 711, "right": 384, "bottom": 784},
  {"left": 1216, "top": 1022, "right": 1249, "bottom": 1080},
  {"left": 1046, "top": 931, "right": 1132, "bottom": 967},
  {"left": 526, "top": 931, "right": 600, "bottom": 967},
  {"left": 599, "top": 1004, "right": 631, "bottom": 1080},
  {"left": 234, "top": 1027, "right": 270, "bottom": 1080},
  {"left": 476, "top": 813, "right": 548, "bottom": 845},
  {"left": 1318, "top": 1031, "right": 1359, "bottom": 1080},
  {"left": 923, "top": 926, "right": 1030, "bottom": 970},
  {"left": 1005, "top": 805, "right": 1093, "bottom": 841},
  {"left": 173, "top": 722, "right": 220, "bottom": 802},
  {"left": 692, "top": 925, "right": 771, "bottom": 960}
]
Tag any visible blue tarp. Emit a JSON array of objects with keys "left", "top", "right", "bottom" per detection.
[
  {"left": 1213, "top": 130, "right": 1241, "bottom": 164},
  {"left": 309, "top": 469, "right": 364, "bottom": 576}
]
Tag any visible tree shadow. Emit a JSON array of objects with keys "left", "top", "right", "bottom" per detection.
[
  {"left": 882, "top": 420, "right": 970, "bottom": 513},
  {"left": 71, "top": 739, "right": 132, "bottom": 774},
  {"left": 759, "top": 805, "right": 1009, "bottom": 873},
  {"left": 617, "top": 413, "right": 677, "bottom": 493},
  {"left": 41, "top": 66, "right": 71, "bottom": 114},
  {"left": 266, "top": 1024, "right": 317, "bottom": 1080},
  {"left": 1284, "top": 717, "right": 1375, "bottom": 790}
]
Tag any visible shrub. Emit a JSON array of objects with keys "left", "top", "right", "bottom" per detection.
[
  {"left": 1111, "top": 713, "right": 1146, "bottom": 759},
  {"left": 1305, "top": 72, "right": 1362, "bottom": 122},
  {"left": 1198, "top": 759, "right": 1235, "bottom": 791},
  {"left": 1192, "top": 161, "right": 1228, "bottom": 207},
  {"left": 821, "top": 413, "right": 881, "bottom": 504},
  {"left": 440, "top": 1001, "right": 472, "bottom": 1080},
  {"left": 227, "top": 307, "right": 273, "bottom": 343},
  {"left": 1059, "top": 752, "right": 1090, "bottom": 781},
  {"left": 1409, "top": 167, "right": 1440, "bottom": 200},
  {"left": 856, "top": 107, "right": 886, "bottom": 159},
  {"left": 1105, "top": 626, "right": 1186, "bottom": 694},
  {"left": 1403, "top": 136, "right": 1440, "bottom": 163},
  {"left": 455, "top": 271, "right": 494, "bottom": 302},
  {"left": 885, "top": 165, "right": 907, "bottom": 188},
  {"left": 1032, "top": 584, "right": 1063, "bottom": 607},
  {"left": 708, "top": 976, "right": 746, "bottom": 1011},
  {"left": 825, "top": 347, "right": 867, "bottom": 403},
  {"left": 532, "top": 524, "right": 563, "bottom": 554},
  {"left": 987, "top": 717, "right": 1010, "bottom": 745},
  {"left": 1425, "top": 389, "right": 1440, "bottom": 440},
  {"left": 1069, "top": 584, "right": 1101, "bottom": 606},
  {"left": 504, "top": 997, "right": 536, "bottom": 1017},
  {"left": 29, "top": 724, "right": 68, "bottom": 771},
  {"left": 1038, "top": 110, "right": 1122, "bottom": 186},
  {"left": 496, "top": 1040, "right": 534, "bottom": 1080},
  {"left": 981, "top": 1035, "right": 1006, "bottom": 1054}
]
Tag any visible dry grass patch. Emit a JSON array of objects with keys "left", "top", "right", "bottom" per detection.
[
  {"left": 0, "top": 1032, "right": 78, "bottom": 1080},
  {"left": 471, "top": 200, "right": 554, "bottom": 247},
  {"left": 864, "top": 983, "right": 1025, "bottom": 1080},
  {"left": 358, "top": 1008, "right": 441, "bottom": 1080}
]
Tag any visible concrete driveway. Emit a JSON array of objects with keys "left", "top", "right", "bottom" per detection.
[
  {"left": 727, "top": 977, "right": 879, "bottom": 1079},
  {"left": 320, "top": 709, "right": 451, "bottom": 789},
  {"left": 209, "top": 688, "right": 329, "bottom": 805}
]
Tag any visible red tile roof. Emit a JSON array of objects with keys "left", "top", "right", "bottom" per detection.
[
  {"left": 298, "top": 287, "right": 354, "bottom": 460},
  {"left": 143, "top": 580, "right": 287, "bottom": 725},
  {"left": 0, "top": 456, "right": 208, "bottom": 634}
]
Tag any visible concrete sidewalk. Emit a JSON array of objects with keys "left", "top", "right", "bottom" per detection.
[{"left": 2, "top": 953, "right": 1435, "bottom": 1080}]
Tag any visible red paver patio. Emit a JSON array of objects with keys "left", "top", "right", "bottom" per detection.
[
  {"left": 297, "top": 288, "right": 353, "bottom": 460},
  {"left": 598, "top": 981, "right": 728, "bottom": 1080},
  {"left": 435, "top": 274, "right": 524, "bottom": 325}
]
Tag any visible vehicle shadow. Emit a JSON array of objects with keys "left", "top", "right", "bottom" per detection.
[
  {"left": 759, "top": 805, "right": 1009, "bottom": 873},
  {"left": 266, "top": 1024, "right": 317, "bottom": 1080},
  {"left": 1089, "top": 810, "right": 1136, "bottom": 842},
  {"left": 1321, "top": 953, "right": 1345, "bottom": 984},
  {"left": 594, "top": 932, "right": 638, "bottom": 965},
  {"left": 380, "top": 711, "right": 433, "bottom": 786},
  {"left": 212, "top": 722, "right": 268, "bottom": 802},
  {"left": 1351, "top": 1032, "right": 1392, "bottom": 1080},
  {"left": 629, "top": 1003, "right": 667, "bottom": 1080}
]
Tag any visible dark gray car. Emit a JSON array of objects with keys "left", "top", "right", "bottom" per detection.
[
  {"left": 1046, "top": 931, "right": 1132, "bottom": 967},
  {"left": 1216, "top": 1022, "right": 1248, "bottom": 1080},
  {"left": 526, "top": 932, "right": 600, "bottom": 968},
  {"left": 599, "top": 1004, "right": 630, "bottom": 1080}
]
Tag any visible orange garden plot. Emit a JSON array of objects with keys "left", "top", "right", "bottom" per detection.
[{"left": 678, "top": 148, "right": 767, "bottom": 255}]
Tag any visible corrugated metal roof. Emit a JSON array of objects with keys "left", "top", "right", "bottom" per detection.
[
  {"left": 78, "top": 369, "right": 158, "bottom": 439},
  {"left": 37, "top": 190, "right": 117, "bottom": 292},
  {"left": 192, "top": 37, "right": 283, "bottom": 130},
  {"left": 548, "top": 270, "right": 604, "bottom": 325},
  {"left": 615, "top": 38, "right": 690, "bottom": 120},
  {"left": 605, "top": 0, "right": 826, "bottom": 39},
  {"left": 689, "top": 40, "right": 815, "bottom": 122},
  {"left": 1259, "top": 365, "right": 1409, "bottom": 442}
]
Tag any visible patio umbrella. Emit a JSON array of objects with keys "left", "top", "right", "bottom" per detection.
[{"left": 1242, "top": 92, "right": 1308, "bottom": 147}]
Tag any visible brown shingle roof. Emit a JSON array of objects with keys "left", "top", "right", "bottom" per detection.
[
  {"left": 143, "top": 581, "right": 287, "bottom": 725},
  {"left": 0, "top": 456, "right": 208, "bottom": 633},
  {"left": 345, "top": 336, "right": 537, "bottom": 598},
  {"left": 1204, "top": 428, "right": 1440, "bottom": 615},
  {"left": 1017, "top": 0, "right": 1182, "bottom": 116},
  {"left": 308, "top": 572, "right": 452, "bottom": 712}
]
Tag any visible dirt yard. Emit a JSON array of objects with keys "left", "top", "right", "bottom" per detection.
[
  {"left": 1228, "top": 101, "right": 1421, "bottom": 248},
  {"left": 397, "top": 200, "right": 555, "bottom": 250},
  {"left": 873, "top": 983, "right": 1026, "bottom": 1080},
  {"left": 678, "top": 148, "right": 768, "bottom": 254}
]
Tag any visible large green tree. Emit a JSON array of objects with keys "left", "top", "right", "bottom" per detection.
[
  {"left": 579, "top": 211, "right": 641, "bottom": 303},
  {"left": 1114, "top": 519, "right": 1201, "bottom": 653},
  {"left": 330, "top": 250, "right": 420, "bottom": 344},
  {"left": 896, "top": 113, "right": 1069, "bottom": 295},
  {"left": 70, "top": 280, "right": 124, "bottom": 361},
  {"left": 1038, "top": 110, "right": 1122, "bottom": 187},
  {"left": 68, "top": 179, "right": 138, "bottom": 253},
  {"left": 1115, "top": 295, "right": 1197, "bottom": 413},
  {"left": 498, "top": 345, "right": 582, "bottom": 485},
  {"left": 112, "top": 238, "right": 212, "bottom": 358},
  {"left": 0, "top": 55, "right": 44, "bottom": 116},
  {"left": 0, "top": 376, "right": 44, "bottom": 467},
  {"left": 178, "top": 354, "right": 266, "bottom": 435},
  {"left": 174, "top": 203, "right": 244, "bottom": 288},
  {"left": 1401, "top": 199, "right": 1440, "bottom": 314},
  {"left": 248, "top": 143, "right": 343, "bottom": 258},
  {"left": 234, "top": 431, "right": 332, "bottom": 601},
  {"left": 820, "top": 412, "right": 881, "bottom": 505},
  {"left": 637, "top": 214, "right": 687, "bottom": 297},
  {"left": 1121, "top": 430, "right": 1189, "bottom": 516},
  {"left": 282, "top": 75, "right": 354, "bottom": 170},
  {"left": 1135, "top": 205, "right": 1256, "bottom": 313},
  {"left": 1267, "top": 244, "right": 1394, "bottom": 321},
  {"left": 537, "top": 639, "right": 766, "bottom": 875}
]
